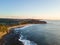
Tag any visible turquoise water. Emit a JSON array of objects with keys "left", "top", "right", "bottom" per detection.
[{"left": 15, "top": 20, "right": 60, "bottom": 45}]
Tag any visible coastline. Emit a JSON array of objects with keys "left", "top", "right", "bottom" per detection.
[
  {"left": 0, "top": 24, "right": 29, "bottom": 45},
  {"left": 8, "top": 24, "right": 29, "bottom": 30}
]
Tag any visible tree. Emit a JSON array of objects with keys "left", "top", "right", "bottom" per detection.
[{"left": 0, "top": 24, "right": 8, "bottom": 33}]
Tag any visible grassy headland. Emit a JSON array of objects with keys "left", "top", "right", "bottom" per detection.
[{"left": 0, "top": 18, "right": 47, "bottom": 38}]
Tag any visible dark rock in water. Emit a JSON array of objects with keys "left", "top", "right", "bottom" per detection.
[{"left": 2, "top": 29, "right": 24, "bottom": 45}]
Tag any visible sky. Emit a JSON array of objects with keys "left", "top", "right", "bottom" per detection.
[{"left": 0, "top": 0, "right": 60, "bottom": 20}]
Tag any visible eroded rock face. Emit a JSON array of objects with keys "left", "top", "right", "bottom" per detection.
[{"left": 1, "top": 29, "right": 24, "bottom": 45}]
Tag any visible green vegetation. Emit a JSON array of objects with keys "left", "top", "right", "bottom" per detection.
[{"left": 0, "top": 24, "right": 8, "bottom": 33}]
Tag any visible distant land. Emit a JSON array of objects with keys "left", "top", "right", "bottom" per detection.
[{"left": 0, "top": 18, "right": 47, "bottom": 26}]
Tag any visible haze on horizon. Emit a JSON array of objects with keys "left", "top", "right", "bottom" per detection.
[{"left": 0, "top": 0, "right": 60, "bottom": 20}]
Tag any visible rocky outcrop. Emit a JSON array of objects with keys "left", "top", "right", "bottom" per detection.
[{"left": 0, "top": 29, "right": 24, "bottom": 45}]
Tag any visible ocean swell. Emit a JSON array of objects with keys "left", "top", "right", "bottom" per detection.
[
  {"left": 19, "top": 34, "right": 37, "bottom": 45},
  {"left": 15, "top": 24, "right": 38, "bottom": 45}
]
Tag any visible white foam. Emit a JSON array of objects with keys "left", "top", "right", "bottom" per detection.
[
  {"left": 19, "top": 35, "right": 37, "bottom": 45},
  {"left": 15, "top": 24, "right": 32, "bottom": 30},
  {"left": 20, "top": 25, "right": 32, "bottom": 29},
  {"left": 15, "top": 24, "right": 37, "bottom": 45}
]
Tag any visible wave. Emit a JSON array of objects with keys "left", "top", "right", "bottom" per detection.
[
  {"left": 19, "top": 34, "right": 37, "bottom": 45},
  {"left": 15, "top": 24, "right": 37, "bottom": 45},
  {"left": 20, "top": 25, "right": 32, "bottom": 29},
  {"left": 14, "top": 24, "right": 32, "bottom": 30}
]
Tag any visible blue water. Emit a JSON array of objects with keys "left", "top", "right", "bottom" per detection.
[{"left": 15, "top": 20, "right": 60, "bottom": 45}]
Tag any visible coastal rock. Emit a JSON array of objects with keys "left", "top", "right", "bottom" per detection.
[{"left": 1, "top": 29, "right": 24, "bottom": 45}]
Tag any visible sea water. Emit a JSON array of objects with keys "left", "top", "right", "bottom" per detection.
[{"left": 15, "top": 20, "right": 60, "bottom": 45}]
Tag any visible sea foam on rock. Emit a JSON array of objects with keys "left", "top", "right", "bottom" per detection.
[{"left": 2, "top": 29, "right": 24, "bottom": 45}]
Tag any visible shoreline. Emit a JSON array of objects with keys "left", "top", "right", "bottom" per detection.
[
  {"left": 0, "top": 24, "right": 29, "bottom": 45},
  {"left": 8, "top": 24, "right": 30, "bottom": 30},
  {"left": 0, "top": 24, "right": 28, "bottom": 39}
]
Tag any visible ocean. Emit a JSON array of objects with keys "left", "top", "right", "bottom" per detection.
[
  {"left": 14, "top": 20, "right": 60, "bottom": 45},
  {"left": 7, "top": 20, "right": 60, "bottom": 45}
]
